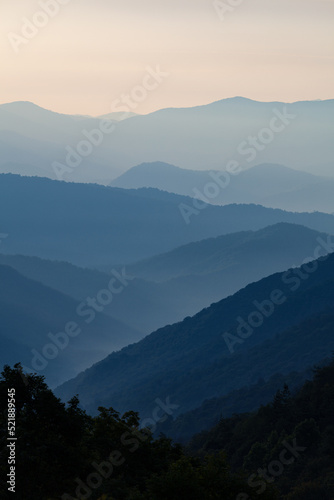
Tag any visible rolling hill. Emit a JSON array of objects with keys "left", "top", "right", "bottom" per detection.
[
  {"left": 1, "top": 174, "right": 334, "bottom": 267},
  {"left": 55, "top": 252, "right": 334, "bottom": 418},
  {"left": 127, "top": 222, "right": 332, "bottom": 282},
  {"left": 0, "top": 265, "right": 140, "bottom": 387},
  {"left": 1, "top": 223, "right": 333, "bottom": 335},
  {"left": 111, "top": 162, "right": 334, "bottom": 213},
  {"left": 1, "top": 98, "right": 333, "bottom": 183}
]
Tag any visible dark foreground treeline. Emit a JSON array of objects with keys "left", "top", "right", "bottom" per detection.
[{"left": 0, "top": 360, "right": 334, "bottom": 500}]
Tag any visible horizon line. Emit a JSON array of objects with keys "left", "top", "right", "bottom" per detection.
[{"left": 0, "top": 96, "right": 333, "bottom": 118}]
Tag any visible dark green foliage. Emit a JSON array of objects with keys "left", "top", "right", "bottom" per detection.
[
  {"left": 0, "top": 364, "right": 92, "bottom": 499},
  {"left": 159, "top": 368, "right": 314, "bottom": 442},
  {"left": 2, "top": 359, "right": 334, "bottom": 498},
  {"left": 188, "top": 358, "right": 334, "bottom": 499},
  {"left": 0, "top": 364, "right": 273, "bottom": 500}
]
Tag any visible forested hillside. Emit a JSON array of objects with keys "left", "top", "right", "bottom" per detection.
[{"left": 1, "top": 359, "right": 333, "bottom": 499}]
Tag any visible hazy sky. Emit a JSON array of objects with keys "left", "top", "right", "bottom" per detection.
[{"left": 1, "top": 0, "right": 333, "bottom": 115}]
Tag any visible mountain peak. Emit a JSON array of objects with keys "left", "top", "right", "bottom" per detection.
[{"left": 0, "top": 100, "right": 67, "bottom": 120}]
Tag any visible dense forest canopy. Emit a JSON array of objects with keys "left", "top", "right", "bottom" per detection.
[{"left": 1, "top": 359, "right": 334, "bottom": 499}]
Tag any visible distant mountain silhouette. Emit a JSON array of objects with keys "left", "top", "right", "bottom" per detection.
[
  {"left": 0, "top": 101, "right": 125, "bottom": 182},
  {"left": 1, "top": 174, "right": 334, "bottom": 267},
  {"left": 97, "top": 111, "right": 138, "bottom": 121},
  {"left": 1, "top": 98, "right": 333, "bottom": 183},
  {"left": 111, "top": 162, "right": 334, "bottom": 213}
]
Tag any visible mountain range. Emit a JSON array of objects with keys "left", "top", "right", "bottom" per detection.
[
  {"left": 0, "top": 264, "right": 140, "bottom": 387},
  {"left": 111, "top": 162, "right": 334, "bottom": 213},
  {"left": 1, "top": 98, "right": 333, "bottom": 184},
  {"left": 1, "top": 223, "right": 332, "bottom": 337},
  {"left": 1, "top": 174, "right": 334, "bottom": 268},
  {"left": 1, "top": 96, "right": 334, "bottom": 464},
  {"left": 55, "top": 252, "right": 334, "bottom": 427}
]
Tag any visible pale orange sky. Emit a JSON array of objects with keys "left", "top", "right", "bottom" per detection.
[{"left": 1, "top": 0, "right": 333, "bottom": 116}]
